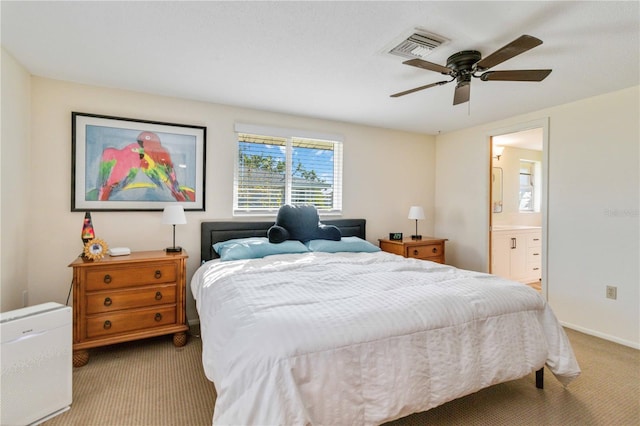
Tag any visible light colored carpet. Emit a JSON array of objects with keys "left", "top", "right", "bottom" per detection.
[
  {"left": 44, "top": 327, "right": 639, "bottom": 426},
  {"left": 45, "top": 329, "right": 215, "bottom": 426}
]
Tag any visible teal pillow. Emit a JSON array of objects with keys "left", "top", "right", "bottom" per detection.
[
  {"left": 305, "top": 237, "right": 381, "bottom": 253},
  {"left": 213, "top": 237, "right": 309, "bottom": 261}
]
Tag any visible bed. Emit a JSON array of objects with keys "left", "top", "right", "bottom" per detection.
[{"left": 192, "top": 219, "right": 580, "bottom": 425}]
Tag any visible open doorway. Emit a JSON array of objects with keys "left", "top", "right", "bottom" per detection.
[{"left": 488, "top": 119, "right": 548, "bottom": 297}]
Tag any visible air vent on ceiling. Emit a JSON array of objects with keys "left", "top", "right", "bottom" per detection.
[{"left": 388, "top": 31, "right": 447, "bottom": 60}]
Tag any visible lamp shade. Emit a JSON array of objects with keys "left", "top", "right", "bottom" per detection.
[
  {"left": 407, "top": 206, "right": 425, "bottom": 220},
  {"left": 162, "top": 206, "right": 187, "bottom": 225}
]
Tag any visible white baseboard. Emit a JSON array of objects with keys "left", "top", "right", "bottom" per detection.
[{"left": 560, "top": 321, "right": 640, "bottom": 350}]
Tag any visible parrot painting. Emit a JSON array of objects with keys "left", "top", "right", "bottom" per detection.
[{"left": 96, "top": 131, "right": 195, "bottom": 202}]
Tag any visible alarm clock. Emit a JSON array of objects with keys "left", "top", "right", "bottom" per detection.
[{"left": 389, "top": 233, "right": 403, "bottom": 241}]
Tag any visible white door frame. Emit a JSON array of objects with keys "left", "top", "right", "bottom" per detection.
[{"left": 486, "top": 117, "right": 550, "bottom": 299}]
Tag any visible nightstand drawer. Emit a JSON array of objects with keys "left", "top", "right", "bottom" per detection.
[
  {"left": 85, "top": 263, "right": 177, "bottom": 291},
  {"left": 86, "top": 306, "right": 176, "bottom": 338},
  {"left": 85, "top": 284, "right": 177, "bottom": 314},
  {"left": 378, "top": 241, "right": 405, "bottom": 256},
  {"left": 379, "top": 237, "right": 447, "bottom": 264},
  {"left": 406, "top": 244, "right": 443, "bottom": 260}
]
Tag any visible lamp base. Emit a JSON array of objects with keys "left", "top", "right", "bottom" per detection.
[
  {"left": 165, "top": 246, "right": 183, "bottom": 253},
  {"left": 411, "top": 235, "right": 422, "bottom": 240}
]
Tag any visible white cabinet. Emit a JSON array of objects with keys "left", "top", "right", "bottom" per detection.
[
  {"left": 524, "top": 232, "right": 542, "bottom": 282},
  {"left": 491, "top": 227, "right": 541, "bottom": 283}
]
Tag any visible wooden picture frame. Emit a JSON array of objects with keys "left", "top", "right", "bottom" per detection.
[{"left": 71, "top": 112, "right": 206, "bottom": 211}]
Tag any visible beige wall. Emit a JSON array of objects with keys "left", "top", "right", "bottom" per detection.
[
  {"left": 435, "top": 86, "right": 640, "bottom": 348},
  {"left": 4, "top": 75, "right": 435, "bottom": 322},
  {"left": 1, "top": 48, "right": 31, "bottom": 311}
]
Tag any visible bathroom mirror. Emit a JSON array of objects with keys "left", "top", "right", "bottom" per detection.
[{"left": 492, "top": 167, "right": 503, "bottom": 213}]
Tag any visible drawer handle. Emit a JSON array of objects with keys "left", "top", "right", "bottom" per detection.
[
  {"left": 533, "top": 238, "right": 540, "bottom": 241},
  {"left": 413, "top": 249, "right": 419, "bottom": 256},
  {"left": 103, "top": 274, "right": 112, "bottom": 284},
  {"left": 533, "top": 253, "right": 540, "bottom": 256},
  {"left": 533, "top": 267, "right": 540, "bottom": 271},
  {"left": 432, "top": 247, "right": 438, "bottom": 253},
  {"left": 155, "top": 291, "right": 163, "bottom": 301},
  {"left": 154, "top": 270, "right": 162, "bottom": 279},
  {"left": 104, "top": 297, "right": 112, "bottom": 306},
  {"left": 154, "top": 313, "right": 162, "bottom": 322},
  {"left": 103, "top": 320, "right": 112, "bottom": 329}
]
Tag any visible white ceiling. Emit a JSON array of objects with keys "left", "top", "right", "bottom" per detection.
[
  {"left": 493, "top": 127, "right": 542, "bottom": 151},
  {"left": 2, "top": 1, "right": 638, "bottom": 135}
]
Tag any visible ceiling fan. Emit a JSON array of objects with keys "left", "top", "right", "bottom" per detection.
[{"left": 390, "top": 35, "right": 552, "bottom": 105}]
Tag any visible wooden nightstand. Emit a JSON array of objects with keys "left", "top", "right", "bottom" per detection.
[
  {"left": 69, "top": 250, "right": 189, "bottom": 367},
  {"left": 379, "top": 237, "right": 447, "bottom": 264}
]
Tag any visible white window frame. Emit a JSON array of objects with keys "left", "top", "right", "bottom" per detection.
[
  {"left": 233, "top": 123, "right": 343, "bottom": 216},
  {"left": 519, "top": 159, "right": 540, "bottom": 213}
]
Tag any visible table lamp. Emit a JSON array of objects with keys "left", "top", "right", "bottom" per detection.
[
  {"left": 162, "top": 205, "right": 187, "bottom": 252},
  {"left": 408, "top": 206, "right": 425, "bottom": 240}
]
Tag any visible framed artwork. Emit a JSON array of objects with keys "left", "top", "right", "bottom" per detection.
[{"left": 71, "top": 112, "right": 206, "bottom": 211}]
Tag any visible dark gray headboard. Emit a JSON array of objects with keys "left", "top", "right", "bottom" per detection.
[{"left": 200, "top": 219, "right": 366, "bottom": 262}]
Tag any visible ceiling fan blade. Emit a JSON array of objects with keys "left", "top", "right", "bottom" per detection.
[
  {"left": 480, "top": 69, "right": 552, "bottom": 81},
  {"left": 475, "top": 35, "right": 543, "bottom": 71},
  {"left": 390, "top": 80, "right": 449, "bottom": 98},
  {"left": 453, "top": 82, "right": 470, "bottom": 105},
  {"left": 403, "top": 58, "right": 453, "bottom": 75}
]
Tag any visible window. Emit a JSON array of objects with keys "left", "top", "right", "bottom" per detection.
[
  {"left": 234, "top": 124, "right": 343, "bottom": 215},
  {"left": 519, "top": 160, "right": 535, "bottom": 212}
]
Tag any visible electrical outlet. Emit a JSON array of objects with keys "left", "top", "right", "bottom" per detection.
[{"left": 606, "top": 285, "right": 617, "bottom": 300}]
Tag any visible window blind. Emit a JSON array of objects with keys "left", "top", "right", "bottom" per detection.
[{"left": 234, "top": 128, "right": 343, "bottom": 215}]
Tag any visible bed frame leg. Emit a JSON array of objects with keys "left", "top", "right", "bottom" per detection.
[{"left": 535, "top": 367, "right": 544, "bottom": 389}]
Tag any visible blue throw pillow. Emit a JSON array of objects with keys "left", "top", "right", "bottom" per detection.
[
  {"left": 305, "top": 237, "right": 381, "bottom": 253},
  {"left": 213, "top": 237, "right": 309, "bottom": 261}
]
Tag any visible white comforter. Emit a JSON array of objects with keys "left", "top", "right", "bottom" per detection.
[{"left": 191, "top": 251, "right": 580, "bottom": 425}]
